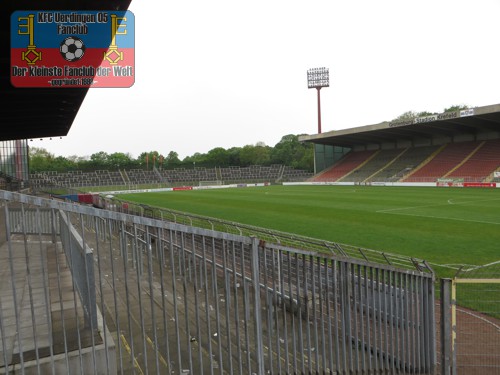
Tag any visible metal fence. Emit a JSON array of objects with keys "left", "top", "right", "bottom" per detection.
[
  {"left": 8, "top": 207, "right": 56, "bottom": 236},
  {"left": 0, "top": 190, "right": 436, "bottom": 374},
  {"left": 105, "top": 195, "right": 435, "bottom": 274},
  {"left": 59, "top": 210, "right": 97, "bottom": 329}
]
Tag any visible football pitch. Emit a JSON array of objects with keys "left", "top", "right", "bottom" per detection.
[{"left": 119, "top": 185, "right": 500, "bottom": 273}]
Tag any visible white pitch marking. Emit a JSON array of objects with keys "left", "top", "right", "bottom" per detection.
[
  {"left": 379, "top": 211, "right": 500, "bottom": 225},
  {"left": 377, "top": 197, "right": 500, "bottom": 224},
  {"left": 446, "top": 197, "right": 500, "bottom": 206},
  {"left": 480, "top": 259, "right": 500, "bottom": 268},
  {"left": 377, "top": 203, "right": 439, "bottom": 213},
  {"left": 440, "top": 264, "right": 478, "bottom": 270},
  {"left": 457, "top": 307, "right": 500, "bottom": 333},
  {"left": 436, "top": 301, "right": 500, "bottom": 333}
]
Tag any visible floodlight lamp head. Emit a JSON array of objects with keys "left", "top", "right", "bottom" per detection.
[{"left": 307, "top": 67, "right": 329, "bottom": 89}]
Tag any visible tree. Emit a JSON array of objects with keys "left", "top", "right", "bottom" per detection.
[
  {"left": 29, "top": 147, "right": 54, "bottom": 172},
  {"left": 51, "top": 156, "right": 74, "bottom": 172},
  {"left": 416, "top": 111, "right": 437, "bottom": 117},
  {"left": 239, "top": 144, "right": 271, "bottom": 166},
  {"left": 273, "top": 134, "right": 314, "bottom": 170},
  {"left": 295, "top": 146, "right": 314, "bottom": 171},
  {"left": 165, "top": 151, "right": 181, "bottom": 168},
  {"left": 393, "top": 111, "right": 418, "bottom": 120},
  {"left": 393, "top": 110, "right": 438, "bottom": 121},
  {"left": 108, "top": 152, "right": 134, "bottom": 170},
  {"left": 206, "top": 147, "right": 230, "bottom": 167},
  {"left": 138, "top": 151, "right": 163, "bottom": 169},
  {"left": 67, "top": 155, "right": 87, "bottom": 164},
  {"left": 253, "top": 144, "right": 271, "bottom": 165},
  {"left": 394, "top": 105, "right": 471, "bottom": 121},
  {"left": 27, "top": 132, "right": 317, "bottom": 174},
  {"left": 443, "top": 104, "right": 469, "bottom": 112},
  {"left": 272, "top": 134, "right": 295, "bottom": 165},
  {"left": 226, "top": 147, "right": 241, "bottom": 166},
  {"left": 89, "top": 151, "right": 110, "bottom": 169}
]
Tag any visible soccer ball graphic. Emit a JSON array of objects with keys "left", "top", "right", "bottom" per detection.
[{"left": 60, "top": 36, "right": 86, "bottom": 62}]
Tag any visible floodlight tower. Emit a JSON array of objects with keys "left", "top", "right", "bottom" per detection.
[{"left": 307, "top": 67, "right": 329, "bottom": 134}]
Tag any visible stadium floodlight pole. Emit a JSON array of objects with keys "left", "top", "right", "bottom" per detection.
[{"left": 307, "top": 67, "right": 329, "bottom": 134}]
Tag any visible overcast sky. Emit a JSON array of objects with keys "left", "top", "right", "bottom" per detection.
[{"left": 30, "top": 0, "right": 500, "bottom": 160}]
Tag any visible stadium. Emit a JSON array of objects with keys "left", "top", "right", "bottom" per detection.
[{"left": 1, "top": 2, "right": 500, "bottom": 375}]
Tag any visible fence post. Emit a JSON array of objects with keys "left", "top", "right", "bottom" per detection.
[
  {"left": 440, "top": 278, "right": 453, "bottom": 375},
  {"left": 251, "top": 236, "right": 265, "bottom": 375},
  {"left": 51, "top": 208, "right": 57, "bottom": 244},
  {"left": 426, "top": 275, "right": 437, "bottom": 374},
  {"left": 451, "top": 279, "right": 458, "bottom": 375}
]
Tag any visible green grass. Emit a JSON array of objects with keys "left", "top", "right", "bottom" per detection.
[
  {"left": 454, "top": 282, "right": 500, "bottom": 319},
  {"left": 118, "top": 185, "right": 500, "bottom": 271}
]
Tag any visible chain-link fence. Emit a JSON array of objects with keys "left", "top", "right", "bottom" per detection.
[{"left": 440, "top": 263, "right": 500, "bottom": 375}]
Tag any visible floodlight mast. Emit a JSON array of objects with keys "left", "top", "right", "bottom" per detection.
[{"left": 307, "top": 67, "right": 329, "bottom": 134}]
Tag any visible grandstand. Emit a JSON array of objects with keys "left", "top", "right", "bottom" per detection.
[
  {"left": 313, "top": 149, "right": 376, "bottom": 182},
  {"left": 311, "top": 139, "right": 500, "bottom": 184},
  {"left": 445, "top": 138, "right": 500, "bottom": 181},
  {"left": 29, "top": 164, "right": 314, "bottom": 189},
  {"left": 301, "top": 104, "right": 500, "bottom": 185},
  {"left": 28, "top": 135, "right": 500, "bottom": 189}
]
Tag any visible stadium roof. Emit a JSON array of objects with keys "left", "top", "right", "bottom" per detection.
[
  {"left": 300, "top": 103, "right": 500, "bottom": 148},
  {"left": 0, "top": 0, "right": 132, "bottom": 142}
]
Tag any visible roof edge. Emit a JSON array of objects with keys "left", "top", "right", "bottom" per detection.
[{"left": 299, "top": 102, "right": 500, "bottom": 143}]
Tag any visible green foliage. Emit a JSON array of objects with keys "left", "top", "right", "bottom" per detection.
[
  {"left": 443, "top": 104, "right": 469, "bottom": 112},
  {"left": 239, "top": 144, "right": 271, "bottom": 166},
  {"left": 165, "top": 151, "right": 181, "bottom": 167},
  {"left": 416, "top": 111, "right": 437, "bottom": 117},
  {"left": 394, "top": 110, "right": 438, "bottom": 120},
  {"left": 227, "top": 147, "right": 242, "bottom": 166},
  {"left": 29, "top": 147, "right": 55, "bottom": 172},
  {"left": 271, "top": 134, "right": 314, "bottom": 171},
  {"left": 393, "top": 104, "right": 472, "bottom": 120},
  {"left": 108, "top": 152, "right": 135, "bottom": 169},
  {"left": 206, "top": 147, "right": 230, "bottom": 167},
  {"left": 90, "top": 151, "right": 109, "bottom": 167},
  {"left": 28, "top": 132, "right": 314, "bottom": 172},
  {"left": 137, "top": 151, "right": 164, "bottom": 169},
  {"left": 393, "top": 110, "right": 419, "bottom": 120}
]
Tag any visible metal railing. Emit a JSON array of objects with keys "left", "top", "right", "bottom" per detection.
[
  {"left": 108, "top": 195, "right": 434, "bottom": 273},
  {"left": 8, "top": 208, "right": 57, "bottom": 236},
  {"left": 59, "top": 210, "right": 97, "bottom": 329},
  {"left": 8, "top": 207, "right": 97, "bottom": 329},
  {"left": 0, "top": 190, "right": 436, "bottom": 374}
]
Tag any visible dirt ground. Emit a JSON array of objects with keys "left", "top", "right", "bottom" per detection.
[{"left": 436, "top": 300, "right": 500, "bottom": 375}]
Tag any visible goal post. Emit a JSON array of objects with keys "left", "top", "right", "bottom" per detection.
[{"left": 199, "top": 180, "right": 223, "bottom": 187}]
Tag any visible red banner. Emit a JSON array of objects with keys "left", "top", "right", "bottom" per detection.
[
  {"left": 463, "top": 182, "right": 497, "bottom": 188},
  {"left": 173, "top": 186, "right": 193, "bottom": 191}
]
